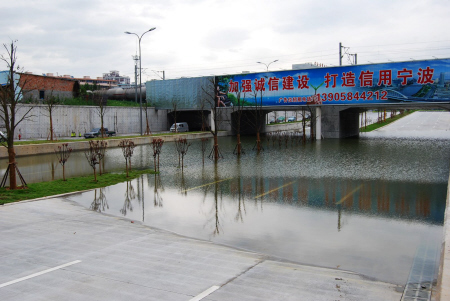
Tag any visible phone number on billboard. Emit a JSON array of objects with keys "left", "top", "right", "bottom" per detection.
[{"left": 320, "top": 91, "right": 388, "bottom": 101}]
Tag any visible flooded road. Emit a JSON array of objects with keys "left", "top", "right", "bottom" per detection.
[{"left": 2, "top": 111, "right": 450, "bottom": 286}]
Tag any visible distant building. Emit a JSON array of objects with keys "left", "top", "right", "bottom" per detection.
[
  {"left": 42, "top": 72, "right": 117, "bottom": 89},
  {"left": 19, "top": 73, "right": 80, "bottom": 101},
  {"left": 292, "top": 63, "right": 320, "bottom": 70},
  {"left": 75, "top": 75, "right": 116, "bottom": 89},
  {"left": 102, "top": 70, "right": 130, "bottom": 86}
]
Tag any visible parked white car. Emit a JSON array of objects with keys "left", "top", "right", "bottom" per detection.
[{"left": 170, "top": 122, "right": 189, "bottom": 133}]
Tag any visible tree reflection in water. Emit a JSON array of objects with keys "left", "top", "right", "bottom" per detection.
[
  {"left": 120, "top": 181, "right": 136, "bottom": 216},
  {"left": 204, "top": 163, "right": 222, "bottom": 236},
  {"left": 153, "top": 173, "right": 164, "bottom": 207},
  {"left": 235, "top": 157, "right": 246, "bottom": 223},
  {"left": 90, "top": 188, "right": 108, "bottom": 212}
]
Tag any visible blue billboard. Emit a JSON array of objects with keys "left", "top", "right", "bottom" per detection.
[{"left": 215, "top": 59, "right": 450, "bottom": 107}]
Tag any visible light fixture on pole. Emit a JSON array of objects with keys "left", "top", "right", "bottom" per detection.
[
  {"left": 125, "top": 27, "right": 156, "bottom": 135},
  {"left": 256, "top": 59, "right": 278, "bottom": 71}
]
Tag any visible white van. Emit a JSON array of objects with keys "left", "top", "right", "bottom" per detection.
[{"left": 170, "top": 122, "right": 189, "bottom": 133}]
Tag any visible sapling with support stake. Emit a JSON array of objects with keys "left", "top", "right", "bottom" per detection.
[
  {"left": 84, "top": 140, "right": 100, "bottom": 182},
  {"left": 118, "top": 139, "right": 136, "bottom": 177},
  {"left": 175, "top": 138, "right": 191, "bottom": 171},
  {"left": 54, "top": 143, "right": 72, "bottom": 181},
  {"left": 151, "top": 138, "right": 164, "bottom": 172}
]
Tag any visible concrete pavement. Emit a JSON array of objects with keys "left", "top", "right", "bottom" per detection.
[{"left": 0, "top": 197, "right": 403, "bottom": 301}]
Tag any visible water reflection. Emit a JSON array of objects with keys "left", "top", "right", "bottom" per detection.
[
  {"left": 120, "top": 181, "right": 135, "bottom": 216},
  {"left": 4, "top": 135, "right": 450, "bottom": 285},
  {"left": 152, "top": 174, "right": 164, "bottom": 207},
  {"left": 90, "top": 188, "right": 108, "bottom": 212}
]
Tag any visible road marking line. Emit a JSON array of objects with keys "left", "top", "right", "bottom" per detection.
[
  {"left": 189, "top": 285, "right": 220, "bottom": 301},
  {"left": 0, "top": 260, "right": 81, "bottom": 288},
  {"left": 183, "top": 178, "right": 232, "bottom": 193},
  {"left": 254, "top": 181, "right": 295, "bottom": 199},
  {"left": 336, "top": 185, "right": 362, "bottom": 205}
]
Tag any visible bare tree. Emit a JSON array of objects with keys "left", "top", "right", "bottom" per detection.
[
  {"left": 171, "top": 96, "right": 180, "bottom": 133},
  {"left": 94, "top": 93, "right": 108, "bottom": 138},
  {"left": 41, "top": 92, "right": 59, "bottom": 141},
  {"left": 96, "top": 140, "right": 107, "bottom": 175},
  {"left": 118, "top": 139, "right": 135, "bottom": 177},
  {"left": 151, "top": 138, "right": 164, "bottom": 172},
  {"left": 54, "top": 143, "right": 72, "bottom": 181},
  {"left": 248, "top": 86, "right": 265, "bottom": 153},
  {"left": 202, "top": 78, "right": 223, "bottom": 161},
  {"left": 0, "top": 41, "right": 34, "bottom": 189},
  {"left": 143, "top": 96, "right": 152, "bottom": 135},
  {"left": 85, "top": 141, "right": 100, "bottom": 182},
  {"left": 231, "top": 87, "right": 245, "bottom": 155},
  {"left": 175, "top": 138, "right": 191, "bottom": 171}
]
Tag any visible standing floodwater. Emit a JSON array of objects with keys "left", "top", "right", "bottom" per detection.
[
  {"left": 2, "top": 112, "right": 449, "bottom": 285},
  {"left": 63, "top": 134, "right": 448, "bottom": 285}
]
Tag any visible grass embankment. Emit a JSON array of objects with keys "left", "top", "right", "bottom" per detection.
[
  {"left": 14, "top": 131, "right": 206, "bottom": 146},
  {"left": 359, "top": 110, "right": 415, "bottom": 132},
  {"left": 0, "top": 169, "right": 155, "bottom": 205}
]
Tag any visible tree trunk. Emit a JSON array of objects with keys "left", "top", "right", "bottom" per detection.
[
  {"left": 256, "top": 132, "right": 261, "bottom": 152},
  {"left": 62, "top": 164, "right": 66, "bottom": 181},
  {"left": 8, "top": 147, "right": 17, "bottom": 189},
  {"left": 213, "top": 135, "right": 219, "bottom": 161},
  {"left": 145, "top": 118, "right": 151, "bottom": 135},
  {"left": 49, "top": 111, "right": 54, "bottom": 141},
  {"left": 237, "top": 133, "right": 241, "bottom": 155},
  {"left": 94, "top": 166, "right": 97, "bottom": 182}
]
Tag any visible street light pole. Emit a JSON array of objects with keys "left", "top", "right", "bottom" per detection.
[
  {"left": 256, "top": 59, "right": 278, "bottom": 71},
  {"left": 125, "top": 27, "right": 156, "bottom": 135}
]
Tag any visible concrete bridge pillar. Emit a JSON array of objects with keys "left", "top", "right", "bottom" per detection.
[
  {"left": 316, "top": 107, "right": 322, "bottom": 140},
  {"left": 321, "top": 106, "right": 360, "bottom": 139}
]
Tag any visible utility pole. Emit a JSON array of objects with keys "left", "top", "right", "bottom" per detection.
[
  {"left": 133, "top": 55, "right": 139, "bottom": 104},
  {"left": 339, "top": 42, "right": 357, "bottom": 65}
]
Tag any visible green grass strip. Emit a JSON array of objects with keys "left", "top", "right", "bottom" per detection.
[
  {"left": 359, "top": 110, "right": 415, "bottom": 132},
  {"left": 0, "top": 169, "right": 155, "bottom": 205}
]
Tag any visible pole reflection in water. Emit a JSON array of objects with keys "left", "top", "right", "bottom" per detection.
[{"left": 30, "top": 136, "right": 450, "bottom": 285}]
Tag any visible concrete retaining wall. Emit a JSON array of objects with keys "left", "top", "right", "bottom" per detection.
[{"left": 1, "top": 104, "right": 169, "bottom": 140}]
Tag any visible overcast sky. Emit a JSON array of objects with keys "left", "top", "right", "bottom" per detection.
[{"left": 1, "top": 0, "right": 449, "bottom": 81}]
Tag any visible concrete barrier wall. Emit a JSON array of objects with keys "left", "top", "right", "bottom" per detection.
[
  {"left": 0, "top": 131, "right": 232, "bottom": 159},
  {"left": 264, "top": 122, "right": 305, "bottom": 133},
  {"left": 437, "top": 171, "right": 450, "bottom": 300},
  {"left": 1, "top": 104, "right": 169, "bottom": 140}
]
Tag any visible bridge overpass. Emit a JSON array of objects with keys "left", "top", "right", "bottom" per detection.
[
  {"left": 146, "top": 58, "right": 450, "bottom": 139},
  {"left": 210, "top": 101, "right": 450, "bottom": 139}
]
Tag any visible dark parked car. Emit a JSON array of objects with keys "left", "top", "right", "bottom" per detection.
[{"left": 84, "top": 128, "right": 116, "bottom": 138}]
